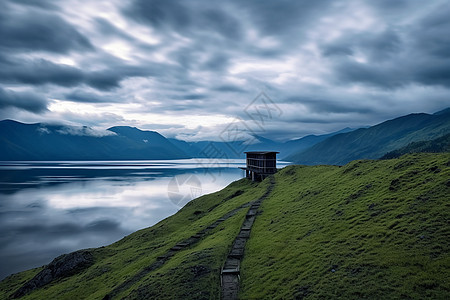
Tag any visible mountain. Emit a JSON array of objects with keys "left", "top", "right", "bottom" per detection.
[
  {"left": 3, "top": 107, "right": 448, "bottom": 162},
  {"left": 1, "top": 153, "right": 448, "bottom": 299},
  {"left": 106, "top": 126, "right": 188, "bottom": 159},
  {"left": 0, "top": 120, "right": 189, "bottom": 160},
  {"left": 168, "top": 135, "right": 282, "bottom": 159},
  {"left": 168, "top": 139, "right": 248, "bottom": 159},
  {"left": 282, "top": 127, "right": 355, "bottom": 157},
  {"left": 381, "top": 133, "right": 450, "bottom": 159},
  {"left": 167, "top": 128, "right": 356, "bottom": 160},
  {"left": 285, "top": 108, "right": 450, "bottom": 165}
]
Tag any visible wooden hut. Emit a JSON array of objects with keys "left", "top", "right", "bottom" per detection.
[{"left": 240, "top": 151, "right": 279, "bottom": 181}]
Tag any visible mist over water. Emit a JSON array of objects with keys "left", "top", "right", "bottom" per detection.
[{"left": 0, "top": 159, "right": 284, "bottom": 280}]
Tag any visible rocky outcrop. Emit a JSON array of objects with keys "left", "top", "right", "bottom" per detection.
[{"left": 12, "top": 250, "right": 94, "bottom": 298}]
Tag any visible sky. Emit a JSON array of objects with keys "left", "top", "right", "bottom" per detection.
[{"left": 0, "top": 0, "right": 449, "bottom": 142}]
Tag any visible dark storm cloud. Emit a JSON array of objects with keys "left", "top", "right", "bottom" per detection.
[
  {"left": 411, "top": 3, "right": 450, "bottom": 58},
  {"left": 412, "top": 59, "right": 450, "bottom": 87},
  {"left": 126, "top": 0, "right": 243, "bottom": 40},
  {"left": 0, "top": 2, "right": 93, "bottom": 54},
  {"left": 322, "top": 44, "right": 353, "bottom": 57},
  {"left": 0, "top": 87, "right": 48, "bottom": 113},
  {"left": 0, "top": 57, "right": 165, "bottom": 91},
  {"left": 126, "top": 0, "right": 332, "bottom": 53},
  {"left": 201, "top": 52, "right": 231, "bottom": 72},
  {"left": 332, "top": 61, "right": 405, "bottom": 89},
  {"left": 126, "top": 0, "right": 190, "bottom": 31},
  {"left": 170, "top": 93, "right": 207, "bottom": 100},
  {"left": 85, "top": 71, "right": 122, "bottom": 90},
  {"left": 322, "top": 29, "right": 401, "bottom": 61},
  {"left": 331, "top": 49, "right": 450, "bottom": 89},
  {"left": 324, "top": 1, "right": 450, "bottom": 89},
  {"left": 236, "top": 0, "right": 332, "bottom": 36},
  {"left": 285, "top": 96, "right": 376, "bottom": 115},
  {"left": 10, "top": 0, "right": 59, "bottom": 10},
  {"left": 65, "top": 90, "right": 119, "bottom": 103},
  {"left": 213, "top": 85, "right": 247, "bottom": 93},
  {"left": 0, "top": 58, "right": 84, "bottom": 87},
  {"left": 163, "top": 102, "right": 206, "bottom": 112}
]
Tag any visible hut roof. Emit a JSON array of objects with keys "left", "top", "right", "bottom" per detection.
[{"left": 244, "top": 151, "right": 279, "bottom": 154}]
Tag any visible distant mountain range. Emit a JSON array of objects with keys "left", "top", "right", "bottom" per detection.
[
  {"left": 0, "top": 120, "right": 187, "bottom": 160},
  {"left": 0, "top": 120, "right": 355, "bottom": 161},
  {"left": 168, "top": 127, "right": 355, "bottom": 160},
  {"left": 285, "top": 108, "right": 450, "bottom": 165},
  {"left": 0, "top": 108, "right": 449, "bottom": 162}
]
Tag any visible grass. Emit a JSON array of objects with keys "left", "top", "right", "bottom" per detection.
[
  {"left": 240, "top": 153, "right": 450, "bottom": 299},
  {"left": 0, "top": 153, "right": 448, "bottom": 299}
]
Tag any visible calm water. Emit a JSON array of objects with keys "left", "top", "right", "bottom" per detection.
[{"left": 0, "top": 159, "right": 278, "bottom": 280}]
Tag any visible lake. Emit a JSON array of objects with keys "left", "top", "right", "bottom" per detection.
[{"left": 0, "top": 159, "right": 288, "bottom": 280}]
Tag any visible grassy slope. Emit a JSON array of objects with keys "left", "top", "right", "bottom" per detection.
[
  {"left": 241, "top": 153, "right": 449, "bottom": 299},
  {"left": 1, "top": 153, "right": 449, "bottom": 299},
  {"left": 382, "top": 133, "right": 450, "bottom": 159}
]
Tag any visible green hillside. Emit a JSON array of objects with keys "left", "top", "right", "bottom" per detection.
[
  {"left": 382, "top": 133, "right": 450, "bottom": 159},
  {"left": 1, "top": 153, "right": 449, "bottom": 299},
  {"left": 285, "top": 110, "right": 450, "bottom": 165}
]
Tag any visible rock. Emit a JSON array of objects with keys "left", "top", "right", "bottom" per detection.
[{"left": 12, "top": 250, "right": 94, "bottom": 298}]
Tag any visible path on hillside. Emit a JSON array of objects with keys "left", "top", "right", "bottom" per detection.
[
  {"left": 221, "top": 177, "right": 275, "bottom": 300},
  {"left": 103, "top": 197, "right": 262, "bottom": 299}
]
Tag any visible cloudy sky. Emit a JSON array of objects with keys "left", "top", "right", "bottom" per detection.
[{"left": 0, "top": 0, "right": 449, "bottom": 141}]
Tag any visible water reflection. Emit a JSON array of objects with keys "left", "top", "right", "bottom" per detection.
[{"left": 0, "top": 159, "right": 289, "bottom": 280}]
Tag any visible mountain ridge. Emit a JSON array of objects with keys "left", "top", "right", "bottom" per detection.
[
  {"left": 285, "top": 109, "right": 450, "bottom": 164},
  {"left": 2, "top": 107, "right": 449, "bottom": 162},
  {"left": 0, "top": 119, "right": 355, "bottom": 160},
  {"left": 0, "top": 120, "right": 189, "bottom": 160}
]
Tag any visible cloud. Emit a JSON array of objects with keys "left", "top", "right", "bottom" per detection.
[
  {"left": 0, "top": 87, "right": 48, "bottom": 113},
  {"left": 213, "top": 84, "right": 247, "bottom": 93},
  {"left": 65, "top": 90, "right": 119, "bottom": 103},
  {"left": 235, "top": 0, "right": 332, "bottom": 37},
  {"left": 170, "top": 93, "right": 207, "bottom": 100},
  {"left": 10, "top": 0, "right": 60, "bottom": 10},
  {"left": 0, "top": 1, "right": 93, "bottom": 54},
  {"left": 0, "top": 57, "right": 160, "bottom": 91},
  {"left": 55, "top": 126, "right": 116, "bottom": 137},
  {"left": 322, "top": 1, "right": 450, "bottom": 89},
  {"left": 322, "top": 29, "right": 401, "bottom": 61},
  {"left": 414, "top": 3, "right": 450, "bottom": 58},
  {"left": 35, "top": 123, "right": 117, "bottom": 137},
  {"left": 0, "top": 58, "right": 84, "bottom": 87}
]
